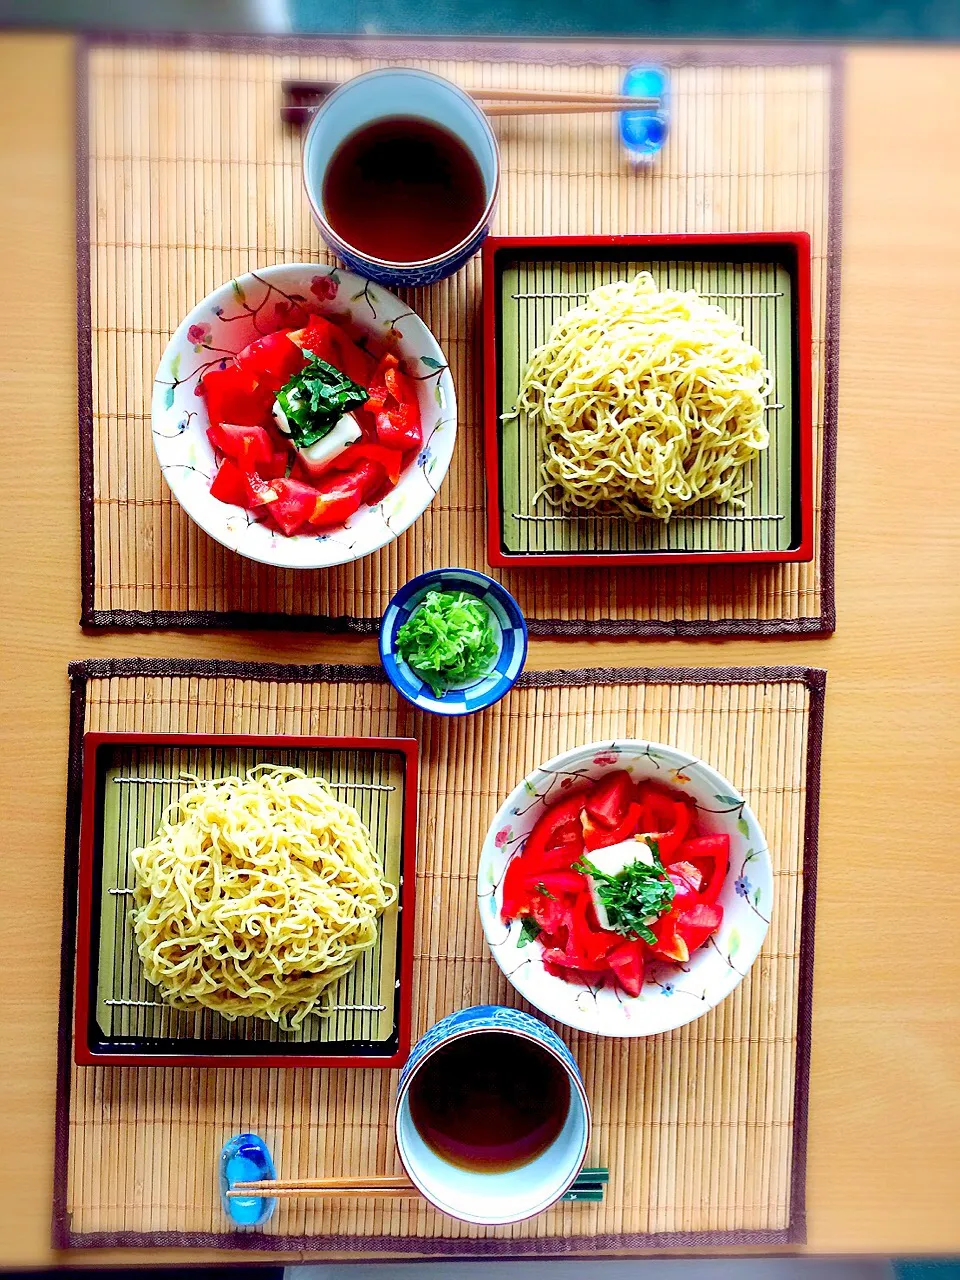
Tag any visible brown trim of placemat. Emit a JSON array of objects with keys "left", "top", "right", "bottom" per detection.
[
  {"left": 75, "top": 34, "right": 842, "bottom": 637},
  {"left": 75, "top": 36, "right": 95, "bottom": 631},
  {"left": 51, "top": 669, "right": 88, "bottom": 1249},
  {"left": 54, "top": 657, "right": 824, "bottom": 1253}
]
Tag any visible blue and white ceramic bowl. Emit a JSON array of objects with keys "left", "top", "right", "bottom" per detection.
[
  {"left": 478, "top": 739, "right": 774, "bottom": 1038},
  {"left": 379, "top": 568, "right": 527, "bottom": 716},
  {"left": 396, "top": 1005, "right": 590, "bottom": 1225},
  {"left": 302, "top": 67, "right": 500, "bottom": 288}
]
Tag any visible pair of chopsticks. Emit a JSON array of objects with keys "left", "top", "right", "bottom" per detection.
[
  {"left": 229, "top": 1167, "right": 609, "bottom": 1203},
  {"left": 281, "top": 78, "right": 659, "bottom": 125}
]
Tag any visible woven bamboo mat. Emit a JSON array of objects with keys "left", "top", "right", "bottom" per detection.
[
  {"left": 77, "top": 36, "right": 841, "bottom": 636},
  {"left": 55, "top": 658, "right": 823, "bottom": 1252}
]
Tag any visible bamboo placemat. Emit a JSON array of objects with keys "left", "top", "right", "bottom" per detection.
[
  {"left": 55, "top": 658, "right": 824, "bottom": 1252},
  {"left": 77, "top": 35, "right": 842, "bottom": 636}
]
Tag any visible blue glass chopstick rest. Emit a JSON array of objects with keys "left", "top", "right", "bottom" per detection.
[
  {"left": 620, "top": 65, "right": 670, "bottom": 163},
  {"left": 219, "top": 1132, "right": 277, "bottom": 1227}
]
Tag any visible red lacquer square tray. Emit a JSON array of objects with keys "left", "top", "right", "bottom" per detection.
[{"left": 75, "top": 731, "right": 418, "bottom": 1068}]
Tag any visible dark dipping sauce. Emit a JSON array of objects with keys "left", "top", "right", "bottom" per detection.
[
  {"left": 322, "top": 116, "right": 487, "bottom": 263},
  {"left": 406, "top": 1031, "right": 571, "bottom": 1173}
]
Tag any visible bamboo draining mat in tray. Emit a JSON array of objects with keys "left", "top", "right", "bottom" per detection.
[
  {"left": 77, "top": 36, "right": 841, "bottom": 636},
  {"left": 55, "top": 657, "right": 823, "bottom": 1252}
]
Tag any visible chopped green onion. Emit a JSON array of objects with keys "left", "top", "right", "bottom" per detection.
[{"left": 395, "top": 590, "right": 499, "bottom": 697}]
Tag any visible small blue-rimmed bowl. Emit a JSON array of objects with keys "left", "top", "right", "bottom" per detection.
[{"left": 379, "top": 568, "right": 527, "bottom": 716}]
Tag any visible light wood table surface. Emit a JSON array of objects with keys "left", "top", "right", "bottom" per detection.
[{"left": 0, "top": 33, "right": 958, "bottom": 1267}]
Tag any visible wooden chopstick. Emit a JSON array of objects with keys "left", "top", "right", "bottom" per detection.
[
  {"left": 227, "top": 1168, "right": 610, "bottom": 1200},
  {"left": 281, "top": 77, "right": 659, "bottom": 107},
  {"left": 228, "top": 1175, "right": 418, "bottom": 1199},
  {"left": 279, "top": 79, "right": 659, "bottom": 126},
  {"left": 483, "top": 100, "right": 654, "bottom": 115},
  {"left": 281, "top": 98, "right": 657, "bottom": 126}
]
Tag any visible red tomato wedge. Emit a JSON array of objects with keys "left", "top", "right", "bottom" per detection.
[
  {"left": 673, "top": 834, "right": 730, "bottom": 903},
  {"left": 291, "top": 316, "right": 373, "bottom": 388},
  {"left": 530, "top": 893, "right": 572, "bottom": 937},
  {"left": 607, "top": 939, "right": 646, "bottom": 997},
  {"left": 522, "top": 795, "right": 586, "bottom": 867},
  {"left": 582, "top": 770, "right": 633, "bottom": 828},
  {"left": 235, "top": 330, "right": 305, "bottom": 392},
  {"left": 201, "top": 364, "right": 274, "bottom": 429},
  {"left": 368, "top": 353, "right": 423, "bottom": 451},
  {"left": 665, "top": 861, "right": 704, "bottom": 912},
  {"left": 675, "top": 901, "right": 723, "bottom": 953},
  {"left": 268, "top": 477, "right": 321, "bottom": 536},
  {"left": 305, "top": 461, "right": 380, "bottom": 529},
  {"left": 636, "top": 783, "right": 693, "bottom": 858},
  {"left": 649, "top": 909, "right": 690, "bottom": 963},
  {"left": 207, "top": 421, "right": 276, "bottom": 469},
  {"left": 209, "top": 459, "right": 250, "bottom": 507},
  {"left": 329, "top": 442, "right": 404, "bottom": 486},
  {"left": 582, "top": 800, "right": 644, "bottom": 851}
]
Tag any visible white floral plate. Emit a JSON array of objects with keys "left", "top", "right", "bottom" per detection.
[
  {"left": 150, "top": 263, "right": 457, "bottom": 569},
  {"left": 478, "top": 739, "right": 774, "bottom": 1037}
]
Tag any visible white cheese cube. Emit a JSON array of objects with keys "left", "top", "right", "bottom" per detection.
[
  {"left": 586, "top": 837, "right": 656, "bottom": 931},
  {"left": 298, "top": 413, "right": 363, "bottom": 475}
]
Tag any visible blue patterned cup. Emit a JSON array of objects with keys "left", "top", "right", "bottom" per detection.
[
  {"left": 302, "top": 68, "right": 500, "bottom": 288},
  {"left": 396, "top": 1005, "right": 591, "bottom": 1225}
]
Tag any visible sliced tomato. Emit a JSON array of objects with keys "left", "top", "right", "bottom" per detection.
[
  {"left": 541, "top": 948, "right": 608, "bottom": 976},
  {"left": 305, "top": 462, "right": 375, "bottom": 529},
  {"left": 201, "top": 364, "right": 274, "bottom": 429},
  {"left": 582, "top": 800, "right": 644, "bottom": 851},
  {"left": 535, "top": 869, "right": 587, "bottom": 898},
  {"left": 209, "top": 459, "right": 250, "bottom": 507},
  {"left": 369, "top": 352, "right": 423, "bottom": 451},
  {"left": 522, "top": 795, "right": 587, "bottom": 867},
  {"left": 329, "top": 442, "right": 404, "bottom": 485},
  {"left": 607, "top": 939, "right": 646, "bottom": 997},
  {"left": 569, "top": 894, "right": 621, "bottom": 968},
  {"left": 666, "top": 859, "right": 704, "bottom": 892},
  {"left": 375, "top": 405, "right": 422, "bottom": 451},
  {"left": 244, "top": 471, "right": 280, "bottom": 508},
  {"left": 648, "top": 909, "right": 690, "bottom": 963},
  {"left": 500, "top": 865, "right": 583, "bottom": 926},
  {"left": 291, "top": 316, "right": 374, "bottom": 388},
  {"left": 675, "top": 901, "right": 723, "bottom": 955},
  {"left": 636, "top": 784, "right": 693, "bottom": 859},
  {"left": 675, "top": 834, "right": 729, "bottom": 903},
  {"left": 206, "top": 421, "right": 275, "bottom": 469},
  {"left": 582, "top": 770, "right": 634, "bottom": 828},
  {"left": 258, "top": 449, "right": 291, "bottom": 481},
  {"left": 530, "top": 893, "right": 572, "bottom": 937},
  {"left": 665, "top": 860, "right": 704, "bottom": 911},
  {"left": 235, "top": 330, "right": 305, "bottom": 392},
  {"left": 268, "top": 476, "right": 320, "bottom": 536},
  {"left": 501, "top": 854, "right": 533, "bottom": 920}
]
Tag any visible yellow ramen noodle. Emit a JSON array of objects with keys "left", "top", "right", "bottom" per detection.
[
  {"left": 129, "top": 765, "right": 396, "bottom": 1028},
  {"left": 512, "top": 273, "right": 771, "bottom": 521}
]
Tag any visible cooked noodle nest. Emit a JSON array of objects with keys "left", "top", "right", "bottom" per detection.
[
  {"left": 510, "top": 272, "right": 772, "bottom": 521},
  {"left": 129, "top": 765, "right": 397, "bottom": 1028}
]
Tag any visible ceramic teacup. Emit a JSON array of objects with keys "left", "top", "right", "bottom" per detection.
[
  {"left": 395, "top": 1004, "right": 590, "bottom": 1225},
  {"left": 302, "top": 67, "right": 500, "bottom": 288}
]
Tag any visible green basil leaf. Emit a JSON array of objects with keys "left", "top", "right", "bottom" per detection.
[
  {"left": 277, "top": 352, "right": 369, "bottom": 449},
  {"left": 518, "top": 917, "right": 542, "bottom": 948}
]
